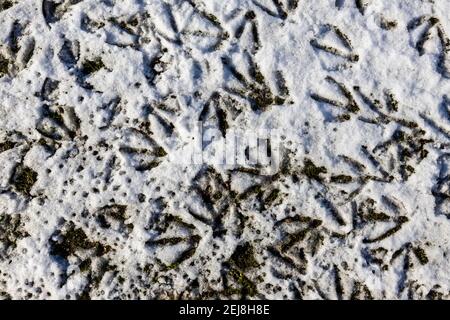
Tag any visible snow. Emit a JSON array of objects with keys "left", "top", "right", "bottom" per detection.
[{"left": 0, "top": 0, "right": 450, "bottom": 300}]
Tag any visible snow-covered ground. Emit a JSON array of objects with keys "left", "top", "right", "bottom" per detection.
[{"left": 1, "top": 0, "right": 450, "bottom": 300}]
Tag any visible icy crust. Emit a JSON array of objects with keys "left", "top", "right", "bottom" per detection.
[{"left": 0, "top": 0, "right": 450, "bottom": 300}]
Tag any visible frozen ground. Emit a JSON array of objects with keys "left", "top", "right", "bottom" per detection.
[{"left": 1, "top": 0, "right": 450, "bottom": 300}]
